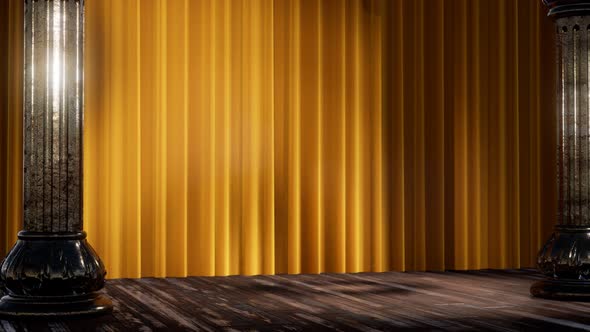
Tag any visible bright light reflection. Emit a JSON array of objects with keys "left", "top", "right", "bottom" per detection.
[{"left": 51, "top": 0, "right": 63, "bottom": 127}]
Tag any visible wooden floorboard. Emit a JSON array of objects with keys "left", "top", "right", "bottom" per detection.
[{"left": 2, "top": 269, "right": 589, "bottom": 331}]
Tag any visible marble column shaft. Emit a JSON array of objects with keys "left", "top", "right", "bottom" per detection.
[
  {"left": 23, "top": 0, "right": 84, "bottom": 232},
  {"left": 556, "top": 16, "right": 590, "bottom": 226}
]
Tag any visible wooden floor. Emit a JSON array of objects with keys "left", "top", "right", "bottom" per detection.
[{"left": 3, "top": 269, "right": 590, "bottom": 331}]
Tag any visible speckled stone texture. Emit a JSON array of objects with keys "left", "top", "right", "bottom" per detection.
[
  {"left": 23, "top": 0, "right": 84, "bottom": 232},
  {"left": 555, "top": 16, "right": 590, "bottom": 226}
]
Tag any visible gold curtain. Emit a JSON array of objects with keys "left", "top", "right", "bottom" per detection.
[
  {"left": 0, "top": 0, "right": 556, "bottom": 279},
  {"left": 0, "top": 0, "right": 23, "bottom": 262}
]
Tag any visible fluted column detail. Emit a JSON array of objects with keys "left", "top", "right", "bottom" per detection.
[
  {"left": 557, "top": 17, "right": 590, "bottom": 226},
  {"left": 23, "top": 0, "right": 83, "bottom": 232}
]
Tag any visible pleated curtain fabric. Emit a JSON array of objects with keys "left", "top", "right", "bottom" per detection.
[{"left": 0, "top": 0, "right": 556, "bottom": 278}]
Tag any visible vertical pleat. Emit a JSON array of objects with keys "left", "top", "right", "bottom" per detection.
[
  {"left": 517, "top": 0, "right": 531, "bottom": 268},
  {"left": 321, "top": 0, "right": 346, "bottom": 273},
  {"left": 414, "top": 0, "right": 426, "bottom": 271},
  {"left": 369, "top": 0, "right": 384, "bottom": 272},
  {"left": 84, "top": 0, "right": 100, "bottom": 268},
  {"left": 442, "top": 0, "right": 456, "bottom": 270},
  {"left": 423, "top": 0, "right": 445, "bottom": 271},
  {"left": 467, "top": 0, "right": 481, "bottom": 269},
  {"left": 261, "top": 0, "right": 276, "bottom": 275},
  {"left": 241, "top": 0, "right": 258, "bottom": 275},
  {"left": 216, "top": 0, "right": 232, "bottom": 276},
  {"left": 228, "top": 1, "right": 244, "bottom": 276},
  {"left": 138, "top": 0, "right": 158, "bottom": 277},
  {"left": 501, "top": 0, "right": 512, "bottom": 268},
  {"left": 1, "top": 0, "right": 558, "bottom": 277},
  {"left": 454, "top": 0, "right": 469, "bottom": 270},
  {"left": 0, "top": 0, "right": 9, "bottom": 253},
  {"left": 1, "top": 1, "right": 22, "bottom": 253},
  {"left": 110, "top": 0, "right": 123, "bottom": 278},
  {"left": 124, "top": 0, "right": 142, "bottom": 279},
  {"left": 165, "top": 0, "right": 188, "bottom": 277},
  {"left": 287, "top": 0, "right": 301, "bottom": 275},
  {"left": 187, "top": 0, "right": 211, "bottom": 276},
  {"left": 344, "top": 0, "right": 360, "bottom": 273},
  {"left": 7, "top": 0, "right": 22, "bottom": 252},
  {"left": 242, "top": 0, "right": 268, "bottom": 275},
  {"left": 488, "top": 0, "right": 506, "bottom": 269},
  {"left": 273, "top": 0, "right": 302, "bottom": 274},
  {"left": 298, "top": 0, "right": 322, "bottom": 274},
  {"left": 272, "top": 0, "right": 287, "bottom": 275},
  {"left": 155, "top": 0, "right": 168, "bottom": 278},
  {"left": 526, "top": 0, "right": 539, "bottom": 268},
  {"left": 402, "top": 0, "right": 417, "bottom": 271},
  {"left": 507, "top": 0, "right": 520, "bottom": 268},
  {"left": 386, "top": 0, "right": 406, "bottom": 272},
  {"left": 90, "top": 0, "right": 112, "bottom": 272},
  {"left": 478, "top": 0, "right": 490, "bottom": 269}
]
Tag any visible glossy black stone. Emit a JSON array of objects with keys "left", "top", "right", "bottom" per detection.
[
  {"left": 537, "top": 227, "right": 590, "bottom": 280},
  {"left": 532, "top": 226, "right": 590, "bottom": 298},
  {"left": 543, "top": 0, "right": 590, "bottom": 17},
  {"left": 0, "top": 232, "right": 112, "bottom": 317},
  {"left": 531, "top": 279, "right": 590, "bottom": 299},
  {"left": 0, "top": 293, "right": 112, "bottom": 318}
]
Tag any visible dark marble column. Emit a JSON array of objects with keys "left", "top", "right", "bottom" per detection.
[
  {"left": 532, "top": 0, "right": 590, "bottom": 299},
  {"left": 0, "top": 0, "right": 112, "bottom": 316},
  {"left": 23, "top": 0, "right": 84, "bottom": 233}
]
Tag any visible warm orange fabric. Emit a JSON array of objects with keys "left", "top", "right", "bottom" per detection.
[{"left": 0, "top": 0, "right": 556, "bottom": 278}]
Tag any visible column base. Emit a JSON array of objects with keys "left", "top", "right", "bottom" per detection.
[
  {"left": 0, "top": 231, "right": 112, "bottom": 317},
  {"left": 0, "top": 293, "right": 112, "bottom": 318},
  {"left": 531, "top": 279, "right": 590, "bottom": 299},
  {"left": 532, "top": 226, "right": 590, "bottom": 299}
]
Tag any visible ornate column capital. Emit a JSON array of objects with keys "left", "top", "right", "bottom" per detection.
[{"left": 543, "top": 0, "right": 590, "bottom": 17}]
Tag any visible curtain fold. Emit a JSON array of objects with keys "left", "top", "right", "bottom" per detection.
[
  {"left": 0, "top": 0, "right": 23, "bottom": 260},
  {"left": 1, "top": 0, "right": 556, "bottom": 278}
]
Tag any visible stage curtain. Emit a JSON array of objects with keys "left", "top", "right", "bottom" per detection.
[{"left": 0, "top": 0, "right": 556, "bottom": 278}]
